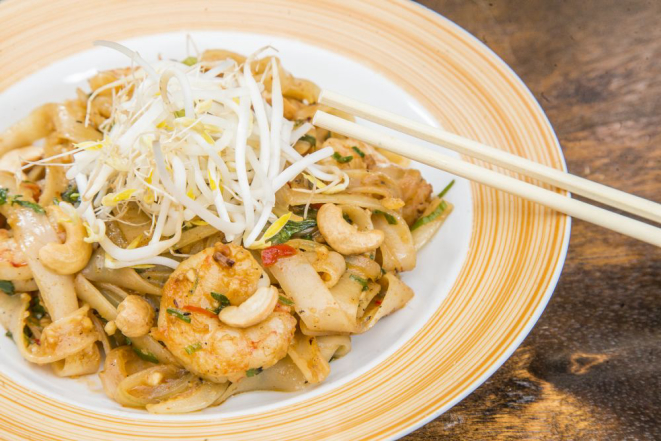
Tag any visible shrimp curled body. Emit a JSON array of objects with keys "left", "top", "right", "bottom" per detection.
[{"left": 158, "top": 243, "right": 296, "bottom": 383}]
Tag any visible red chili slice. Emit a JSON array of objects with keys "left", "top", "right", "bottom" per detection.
[
  {"left": 183, "top": 305, "right": 218, "bottom": 318},
  {"left": 261, "top": 244, "right": 297, "bottom": 267}
]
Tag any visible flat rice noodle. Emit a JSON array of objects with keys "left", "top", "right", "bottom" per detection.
[
  {"left": 51, "top": 103, "right": 102, "bottom": 143},
  {"left": 0, "top": 104, "right": 55, "bottom": 157},
  {"left": 216, "top": 335, "right": 352, "bottom": 407},
  {"left": 0, "top": 231, "right": 33, "bottom": 281},
  {"left": 82, "top": 249, "right": 162, "bottom": 295},
  {"left": 100, "top": 346, "right": 159, "bottom": 401},
  {"left": 372, "top": 211, "right": 416, "bottom": 272},
  {"left": 316, "top": 334, "right": 352, "bottom": 361},
  {"left": 132, "top": 334, "right": 181, "bottom": 367},
  {"left": 356, "top": 272, "right": 414, "bottom": 334},
  {"left": 175, "top": 224, "right": 219, "bottom": 250},
  {"left": 14, "top": 304, "right": 99, "bottom": 364},
  {"left": 115, "top": 365, "right": 193, "bottom": 407},
  {"left": 146, "top": 379, "right": 229, "bottom": 414},
  {"left": 38, "top": 141, "right": 70, "bottom": 206},
  {"left": 329, "top": 271, "right": 363, "bottom": 322},
  {"left": 74, "top": 274, "right": 118, "bottom": 321},
  {"left": 269, "top": 252, "right": 354, "bottom": 333},
  {"left": 412, "top": 198, "right": 454, "bottom": 251},
  {"left": 9, "top": 206, "right": 79, "bottom": 320},
  {"left": 277, "top": 186, "right": 384, "bottom": 211},
  {"left": 51, "top": 343, "right": 101, "bottom": 377},
  {"left": 0, "top": 292, "right": 30, "bottom": 338},
  {"left": 357, "top": 281, "right": 382, "bottom": 319},
  {"left": 213, "top": 355, "right": 308, "bottom": 407},
  {"left": 12, "top": 279, "right": 38, "bottom": 292},
  {"left": 90, "top": 313, "right": 112, "bottom": 355},
  {"left": 114, "top": 203, "right": 151, "bottom": 244},
  {"left": 287, "top": 331, "right": 330, "bottom": 384},
  {"left": 301, "top": 248, "right": 346, "bottom": 289}
]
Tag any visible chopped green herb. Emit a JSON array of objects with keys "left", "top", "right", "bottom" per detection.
[
  {"left": 270, "top": 219, "right": 317, "bottom": 244},
  {"left": 438, "top": 179, "right": 455, "bottom": 199},
  {"left": 351, "top": 146, "right": 365, "bottom": 158},
  {"left": 29, "top": 297, "right": 46, "bottom": 319},
  {"left": 210, "top": 292, "right": 230, "bottom": 314},
  {"left": 411, "top": 200, "right": 448, "bottom": 231},
  {"left": 173, "top": 109, "right": 186, "bottom": 118},
  {"left": 343, "top": 213, "right": 353, "bottom": 224},
  {"left": 0, "top": 280, "right": 14, "bottom": 295},
  {"left": 332, "top": 152, "right": 353, "bottom": 164},
  {"left": 5, "top": 330, "right": 12, "bottom": 339},
  {"left": 246, "top": 367, "right": 263, "bottom": 377},
  {"left": 166, "top": 308, "right": 191, "bottom": 323},
  {"left": 61, "top": 183, "right": 80, "bottom": 206},
  {"left": 0, "top": 188, "right": 8, "bottom": 205},
  {"left": 132, "top": 347, "right": 160, "bottom": 364},
  {"left": 52, "top": 198, "right": 60, "bottom": 205},
  {"left": 278, "top": 295, "right": 294, "bottom": 306},
  {"left": 349, "top": 274, "right": 369, "bottom": 292},
  {"left": 185, "top": 342, "right": 202, "bottom": 355},
  {"left": 380, "top": 267, "right": 386, "bottom": 275},
  {"left": 373, "top": 210, "right": 397, "bottom": 225},
  {"left": 300, "top": 134, "right": 316, "bottom": 147},
  {"left": 10, "top": 195, "right": 45, "bottom": 214},
  {"left": 182, "top": 56, "right": 198, "bottom": 66}
]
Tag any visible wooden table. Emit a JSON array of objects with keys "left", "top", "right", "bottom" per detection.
[{"left": 406, "top": 1, "right": 661, "bottom": 439}]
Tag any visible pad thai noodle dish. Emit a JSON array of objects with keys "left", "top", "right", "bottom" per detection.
[{"left": 0, "top": 42, "right": 454, "bottom": 413}]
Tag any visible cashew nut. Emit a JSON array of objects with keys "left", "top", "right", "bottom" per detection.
[
  {"left": 218, "top": 286, "right": 278, "bottom": 328},
  {"left": 38, "top": 205, "right": 92, "bottom": 275},
  {"left": 317, "top": 203, "right": 384, "bottom": 255},
  {"left": 115, "top": 295, "right": 155, "bottom": 338}
]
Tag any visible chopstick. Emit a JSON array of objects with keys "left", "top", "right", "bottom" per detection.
[
  {"left": 319, "top": 90, "right": 661, "bottom": 225},
  {"left": 312, "top": 110, "right": 661, "bottom": 248}
]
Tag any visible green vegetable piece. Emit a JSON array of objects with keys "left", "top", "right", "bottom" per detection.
[
  {"left": 61, "top": 183, "right": 80, "bottom": 205},
  {"left": 351, "top": 146, "right": 365, "bottom": 158},
  {"left": 349, "top": 274, "right": 369, "bottom": 292},
  {"left": 373, "top": 210, "right": 397, "bottom": 225},
  {"left": 132, "top": 347, "right": 160, "bottom": 364},
  {"left": 332, "top": 152, "right": 353, "bottom": 164},
  {"left": 0, "top": 188, "right": 8, "bottom": 205},
  {"left": 166, "top": 308, "right": 191, "bottom": 323},
  {"left": 182, "top": 56, "right": 198, "bottom": 66},
  {"left": 270, "top": 219, "right": 317, "bottom": 244},
  {"left": 10, "top": 195, "right": 45, "bottom": 214},
  {"left": 5, "top": 330, "right": 12, "bottom": 339},
  {"left": 438, "top": 179, "right": 455, "bottom": 199},
  {"left": 246, "top": 367, "right": 263, "bottom": 377},
  {"left": 0, "top": 280, "right": 15, "bottom": 295},
  {"left": 300, "top": 134, "right": 316, "bottom": 147},
  {"left": 411, "top": 200, "right": 448, "bottom": 231},
  {"left": 30, "top": 297, "right": 46, "bottom": 319},
  {"left": 278, "top": 295, "right": 294, "bottom": 306},
  {"left": 173, "top": 109, "right": 186, "bottom": 118},
  {"left": 185, "top": 342, "right": 202, "bottom": 355},
  {"left": 211, "top": 292, "right": 230, "bottom": 313}
]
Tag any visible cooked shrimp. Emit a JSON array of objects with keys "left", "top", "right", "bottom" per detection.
[
  {"left": 380, "top": 166, "right": 433, "bottom": 225},
  {"left": 157, "top": 243, "right": 297, "bottom": 383},
  {"left": 0, "top": 229, "right": 32, "bottom": 281}
]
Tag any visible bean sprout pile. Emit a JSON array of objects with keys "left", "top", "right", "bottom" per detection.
[{"left": 70, "top": 41, "right": 348, "bottom": 269}]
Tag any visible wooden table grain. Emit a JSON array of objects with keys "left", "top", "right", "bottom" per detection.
[{"left": 406, "top": 1, "right": 661, "bottom": 439}]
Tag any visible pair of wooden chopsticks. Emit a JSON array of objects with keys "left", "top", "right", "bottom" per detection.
[{"left": 312, "top": 91, "right": 661, "bottom": 247}]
